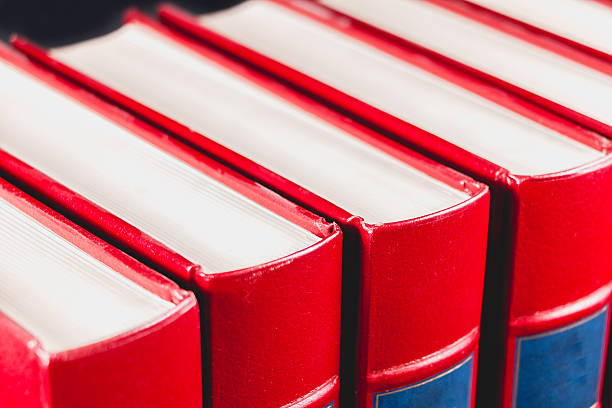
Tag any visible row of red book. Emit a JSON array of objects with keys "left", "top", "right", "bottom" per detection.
[{"left": 1, "top": 1, "right": 611, "bottom": 407}]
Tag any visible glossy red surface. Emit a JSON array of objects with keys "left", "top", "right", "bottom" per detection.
[
  {"left": 0, "top": 312, "right": 47, "bottom": 408},
  {"left": 357, "top": 195, "right": 489, "bottom": 407}
]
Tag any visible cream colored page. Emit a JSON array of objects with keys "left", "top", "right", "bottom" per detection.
[
  {"left": 0, "top": 197, "right": 173, "bottom": 352},
  {"left": 53, "top": 23, "right": 471, "bottom": 224},
  {"left": 320, "top": 0, "right": 612, "bottom": 126},
  {"left": 0, "top": 60, "right": 319, "bottom": 273},
  {"left": 469, "top": 0, "right": 612, "bottom": 56}
]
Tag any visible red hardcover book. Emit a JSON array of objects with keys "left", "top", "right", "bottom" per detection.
[
  {"left": 10, "top": 15, "right": 491, "bottom": 408},
  {"left": 0, "top": 177, "right": 202, "bottom": 408},
  {"left": 65, "top": 2, "right": 612, "bottom": 407},
  {"left": 0, "top": 44, "right": 342, "bottom": 408},
  {"left": 461, "top": 0, "right": 612, "bottom": 66}
]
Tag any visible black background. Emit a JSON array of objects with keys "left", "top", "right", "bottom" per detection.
[{"left": 0, "top": 0, "right": 242, "bottom": 47}]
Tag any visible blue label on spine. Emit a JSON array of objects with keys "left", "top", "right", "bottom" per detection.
[
  {"left": 323, "top": 403, "right": 333, "bottom": 408},
  {"left": 513, "top": 306, "right": 608, "bottom": 408},
  {"left": 373, "top": 353, "right": 473, "bottom": 408}
]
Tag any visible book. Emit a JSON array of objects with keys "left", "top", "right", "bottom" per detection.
[
  {"left": 13, "top": 13, "right": 492, "bottom": 408},
  {"left": 458, "top": 0, "right": 612, "bottom": 67},
  {"left": 0, "top": 44, "right": 342, "bottom": 408},
  {"left": 0, "top": 176, "right": 201, "bottom": 408},
  {"left": 122, "top": 2, "right": 612, "bottom": 407}
]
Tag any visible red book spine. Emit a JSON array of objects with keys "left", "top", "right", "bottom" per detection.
[
  {"left": 496, "top": 168, "right": 612, "bottom": 408},
  {"left": 194, "top": 233, "right": 342, "bottom": 408},
  {"left": 353, "top": 195, "right": 489, "bottom": 408},
  {"left": 0, "top": 178, "right": 203, "bottom": 408},
  {"left": 10, "top": 15, "right": 490, "bottom": 408},
  {"left": 0, "top": 44, "right": 342, "bottom": 408}
]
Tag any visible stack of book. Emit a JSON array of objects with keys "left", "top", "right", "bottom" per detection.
[{"left": 1, "top": 1, "right": 611, "bottom": 407}]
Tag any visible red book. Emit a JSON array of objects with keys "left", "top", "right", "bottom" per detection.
[
  {"left": 0, "top": 44, "right": 342, "bottom": 408},
  {"left": 0, "top": 177, "right": 202, "bottom": 408},
  {"left": 72, "top": 2, "right": 612, "bottom": 407},
  {"left": 12, "top": 13, "right": 490, "bottom": 408}
]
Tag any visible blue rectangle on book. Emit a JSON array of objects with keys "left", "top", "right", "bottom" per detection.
[
  {"left": 513, "top": 305, "right": 608, "bottom": 408},
  {"left": 373, "top": 353, "right": 473, "bottom": 408}
]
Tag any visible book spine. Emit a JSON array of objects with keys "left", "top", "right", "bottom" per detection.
[
  {"left": 354, "top": 191, "right": 489, "bottom": 408},
  {"left": 193, "top": 229, "right": 342, "bottom": 408},
  {"left": 492, "top": 168, "right": 612, "bottom": 408}
]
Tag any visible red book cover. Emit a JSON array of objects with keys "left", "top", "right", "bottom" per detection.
[
  {"left": 0, "top": 44, "right": 342, "bottom": 408},
  {"left": 0, "top": 177, "right": 202, "bottom": 408},
  {"left": 12, "top": 14, "right": 490, "bottom": 408},
  {"left": 124, "top": 3, "right": 612, "bottom": 407}
]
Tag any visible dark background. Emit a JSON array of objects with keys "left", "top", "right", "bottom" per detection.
[{"left": 0, "top": 0, "right": 242, "bottom": 47}]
